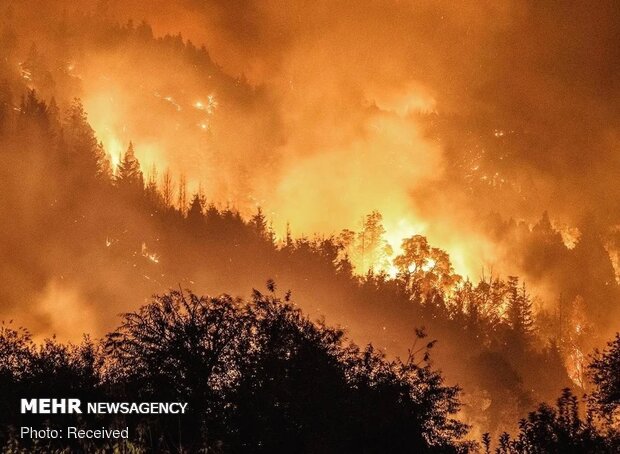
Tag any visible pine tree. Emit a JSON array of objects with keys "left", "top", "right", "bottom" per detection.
[
  {"left": 97, "top": 141, "right": 112, "bottom": 180},
  {"left": 250, "top": 207, "right": 267, "bottom": 239},
  {"left": 161, "top": 168, "right": 175, "bottom": 208},
  {"left": 145, "top": 164, "right": 161, "bottom": 206},
  {"left": 187, "top": 192, "right": 205, "bottom": 225},
  {"left": 284, "top": 222, "right": 293, "bottom": 249},
  {"left": 116, "top": 141, "right": 143, "bottom": 189},
  {"left": 47, "top": 97, "right": 61, "bottom": 134},
  {"left": 20, "top": 89, "right": 48, "bottom": 126},
  {"left": 64, "top": 98, "right": 108, "bottom": 180},
  {"left": 506, "top": 276, "right": 534, "bottom": 337}
]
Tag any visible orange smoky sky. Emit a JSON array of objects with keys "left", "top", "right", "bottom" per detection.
[{"left": 2, "top": 0, "right": 620, "bottom": 317}]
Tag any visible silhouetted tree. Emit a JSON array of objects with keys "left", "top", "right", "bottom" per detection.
[
  {"left": 505, "top": 277, "right": 534, "bottom": 338},
  {"left": 115, "top": 141, "right": 143, "bottom": 190},
  {"left": 187, "top": 192, "right": 206, "bottom": 232},
  {"left": 589, "top": 333, "right": 620, "bottom": 419},
  {"left": 64, "top": 98, "right": 109, "bottom": 181},
  {"left": 250, "top": 206, "right": 268, "bottom": 239},
  {"left": 100, "top": 287, "right": 472, "bottom": 452},
  {"left": 161, "top": 168, "right": 175, "bottom": 208},
  {"left": 488, "top": 388, "right": 618, "bottom": 453}
]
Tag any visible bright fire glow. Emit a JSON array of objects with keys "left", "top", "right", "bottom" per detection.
[
  {"left": 193, "top": 94, "right": 218, "bottom": 114},
  {"left": 141, "top": 242, "right": 160, "bottom": 264}
]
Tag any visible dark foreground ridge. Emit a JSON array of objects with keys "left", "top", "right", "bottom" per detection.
[
  {"left": 1, "top": 286, "right": 620, "bottom": 453},
  {"left": 1, "top": 287, "right": 469, "bottom": 453}
]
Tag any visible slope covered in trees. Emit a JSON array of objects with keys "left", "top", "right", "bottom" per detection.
[
  {"left": 2, "top": 88, "right": 619, "bottom": 440},
  {"left": 0, "top": 13, "right": 618, "bottom": 443}
]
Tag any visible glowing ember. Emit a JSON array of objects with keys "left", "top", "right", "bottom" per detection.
[
  {"left": 141, "top": 242, "right": 160, "bottom": 264},
  {"left": 193, "top": 94, "right": 218, "bottom": 114}
]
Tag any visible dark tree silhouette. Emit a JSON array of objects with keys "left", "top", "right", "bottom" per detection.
[
  {"left": 103, "top": 288, "right": 473, "bottom": 452},
  {"left": 487, "top": 388, "right": 618, "bottom": 453},
  {"left": 116, "top": 141, "right": 144, "bottom": 190},
  {"left": 484, "top": 332, "right": 620, "bottom": 453},
  {"left": 505, "top": 277, "right": 534, "bottom": 339},
  {"left": 589, "top": 333, "right": 620, "bottom": 418},
  {"left": 64, "top": 98, "right": 109, "bottom": 181}
]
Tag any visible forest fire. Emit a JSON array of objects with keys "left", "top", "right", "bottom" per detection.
[{"left": 1, "top": 1, "right": 619, "bottom": 452}]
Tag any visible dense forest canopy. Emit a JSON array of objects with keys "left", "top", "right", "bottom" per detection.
[{"left": 0, "top": 1, "right": 619, "bottom": 450}]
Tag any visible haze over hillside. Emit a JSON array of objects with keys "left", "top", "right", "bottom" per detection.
[{"left": 1, "top": 0, "right": 619, "bottom": 443}]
